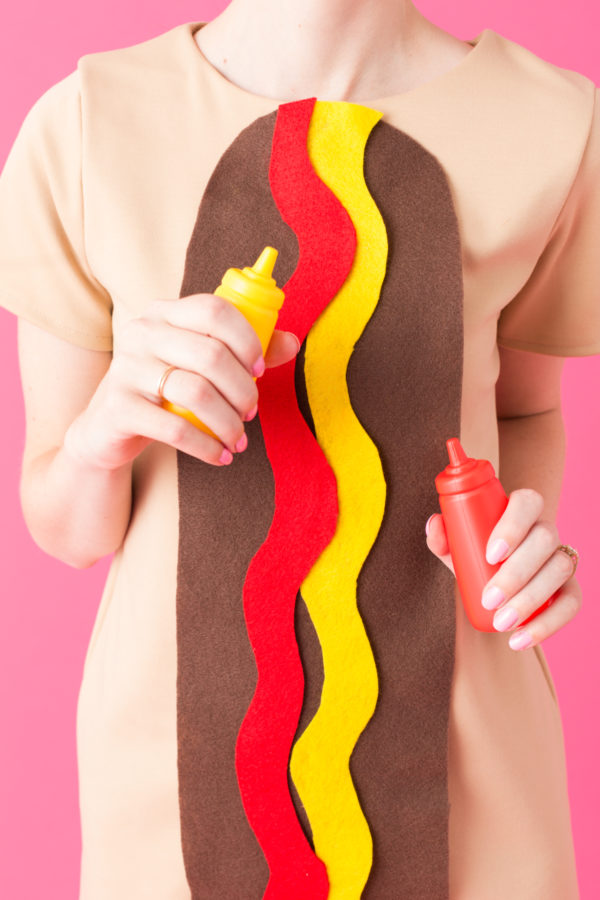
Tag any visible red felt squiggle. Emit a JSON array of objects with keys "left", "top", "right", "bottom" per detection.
[{"left": 234, "top": 97, "right": 357, "bottom": 898}]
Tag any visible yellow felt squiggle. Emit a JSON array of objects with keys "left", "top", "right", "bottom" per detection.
[{"left": 289, "top": 101, "right": 388, "bottom": 897}]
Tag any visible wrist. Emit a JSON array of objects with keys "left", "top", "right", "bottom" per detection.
[{"left": 63, "top": 412, "right": 128, "bottom": 474}]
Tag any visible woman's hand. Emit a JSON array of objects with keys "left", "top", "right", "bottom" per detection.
[
  {"left": 64, "top": 293, "right": 301, "bottom": 471},
  {"left": 425, "top": 488, "right": 582, "bottom": 650}
]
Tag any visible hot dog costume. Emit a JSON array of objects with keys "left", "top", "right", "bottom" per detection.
[{"left": 0, "top": 21, "right": 599, "bottom": 899}]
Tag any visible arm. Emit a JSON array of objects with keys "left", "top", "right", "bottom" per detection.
[
  {"left": 17, "top": 305, "right": 299, "bottom": 571},
  {"left": 495, "top": 344, "right": 567, "bottom": 524},
  {"left": 475, "top": 345, "right": 580, "bottom": 647},
  {"left": 427, "top": 347, "right": 568, "bottom": 577},
  {"left": 18, "top": 319, "right": 133, "bottom": 570},
  {"left": 496, "top": 410, "right": 566, "bottom": 526},
  {"left": 427, "top": 344, "right": 580, "bottom": 649}
]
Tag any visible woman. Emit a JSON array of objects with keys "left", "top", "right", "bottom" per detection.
[{"left": 0, "top": 1, "right": 597, "bottom": 897}]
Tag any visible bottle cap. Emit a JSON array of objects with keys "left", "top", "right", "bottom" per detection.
[
  {"left": 218, "top": 246, "right": 285, "bottom": 311},
  {"left": 435, "top": 437, "right": 497, "bottom": 496}
]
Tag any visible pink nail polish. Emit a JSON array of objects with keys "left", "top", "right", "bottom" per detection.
[
  {"left": 244, "top": 404, "right": 258, "bottom": 422},
  {"left": 251, "top": 356, "right": 265, "bottom": 377},
  {"left": 493, "top": 605, "right": 519, "bottom": 632},
  {"left": 481, "top": 585, "right": 505, "bottom": 610},
  {"left": 234, "top": 433, "right": 248, "bottom": 453},
  {"left": 509, "top": 630, "right": 533, "bottom": 651},
  {"left": 487, "top": 538, "right": 509, "bottom": 565},
  {"left": 218, "top": 448, "right": 233, "bottom": 465}
]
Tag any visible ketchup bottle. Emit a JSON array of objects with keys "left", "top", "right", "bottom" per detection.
[
  {"left": 434, "top": 437, "right": 559, "bottom": 632},
  {"left": 162, "top": 246, "right": 285, "bottom": 439}
]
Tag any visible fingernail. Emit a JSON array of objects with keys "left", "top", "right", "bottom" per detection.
[
  {"left": 425, "top": 514, "right": 435, "bottom": 536},
  {"left": 291, "top": 333, "right": 301, "bottom": 353},
  {"left": 218, "top": 448, "right": 233, "bottom": 465},
  {"left": 487, "top": 538, "right": 509, "bottom": 565},
  {"left": 244, "top": 404, "right": 258, "bottom": 422},
  {"left": 234, "top": 432, "right": 248, "bottom": 453},
  {"left": 509, "top": 630, "right": 533, "bottom": 651},
  {"left": 482, "top": 585, "right": 505, "bottom": 609},
  {"left": 493, "top": 605, "right": 519, "bottom": 632},
  {"left": 251, "top": 356, "right": 265, "bottom": 377}
]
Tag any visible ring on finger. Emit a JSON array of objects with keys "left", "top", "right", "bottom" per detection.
[
  {"left": 493, "top": 551, "right": 574, "bottom": 630},
  {"left": 157, "top": 364, "right": 178, "bottom": 401},
  {"left": 555, "top": 543, "right": 579, "bottom": 576}
]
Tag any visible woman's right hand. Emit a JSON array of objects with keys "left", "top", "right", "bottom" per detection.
[{"left": 64, "top": 293, "right": 301, "bottom": 471}]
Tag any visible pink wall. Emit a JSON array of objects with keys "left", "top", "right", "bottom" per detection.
[{"left": 0, "top": 2, "right": 598, "bottom": 897}]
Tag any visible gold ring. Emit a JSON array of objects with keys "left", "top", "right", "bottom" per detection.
[
  {"left": 557, "top": 543, "right": 579, "bottom": 576},
  {"left": 157, "top": 364, "right": 178, "bottom": 401}
]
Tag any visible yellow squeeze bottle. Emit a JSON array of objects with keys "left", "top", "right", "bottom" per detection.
[{"left": 161, "top": 246, "right": 286, "bottom": 439}]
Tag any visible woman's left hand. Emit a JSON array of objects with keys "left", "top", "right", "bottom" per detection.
[{"left": 425, "top": 488, "right": 582, "bottom": 651}]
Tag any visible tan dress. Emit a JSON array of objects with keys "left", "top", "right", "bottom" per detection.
[{"left": 0, "top": 20, "right": 598, "bottom": 899}]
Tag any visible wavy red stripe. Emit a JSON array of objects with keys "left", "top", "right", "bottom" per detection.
[{"left": 234, "top": 97, "right": 357, "bottom": 897}]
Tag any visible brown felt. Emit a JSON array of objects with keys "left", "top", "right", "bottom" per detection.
[
  {"left": 176, "top": 109, "right": 316, "bottom": 897},
  {"left": 341, "top": 122, "right": 462, "bottom": 896},
  {"left": 176, "top": 109, "right": 462, "bottom": 898}
]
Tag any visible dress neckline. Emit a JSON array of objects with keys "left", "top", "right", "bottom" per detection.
[{"left": 185, "top": 21, "right": 494, "bottom": 108}]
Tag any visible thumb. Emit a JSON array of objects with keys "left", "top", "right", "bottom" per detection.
[
  {"left": 425, "top": 514, "right": 455, "bottom": 576},
  {"left": 264, "top": 330, "right": 301, "bottom": 369}
]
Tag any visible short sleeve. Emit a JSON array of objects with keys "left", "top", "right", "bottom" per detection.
[
  {"left": 0, "top": 70, "right": 113, "bottom": 351},
  {"left": 497, "top": 85, "right": 600, "bottom": 357}
]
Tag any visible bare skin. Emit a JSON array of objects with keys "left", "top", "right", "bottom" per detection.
[
  {"left": 195, "top": 0, "right": 475, "bottom": 104},
  {"left": 25, "top": 0, "right": 479, "bottom": 569}
]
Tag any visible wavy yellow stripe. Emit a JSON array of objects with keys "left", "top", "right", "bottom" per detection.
[{"left": 289, "top": 101, "right": 387, "bottom": 897}]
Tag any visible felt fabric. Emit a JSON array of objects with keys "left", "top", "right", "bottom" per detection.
[
  {"left": 176, "top": 110, "right": 290, "bottom": 897},
  {"left": 288, "top": 100, "right": 387, "bottom": 896},
  {"left": 343, "top": 119, "right": 463, "bottom": 899},
  {"left": 233, "top": 96, "right": 355, "bottom": 898},
  {"left": 1, "top": 23, "right": 588, "bottom": 897},
  {"left": 175, "top": 97, "right": 463, "bottom": 897}
]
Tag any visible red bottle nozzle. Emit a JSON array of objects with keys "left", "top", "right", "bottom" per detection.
[
  {"left": 434, "top": 435, "right": 558, "bottom": 631},
  {"left": 446, "top": 437, "right": 468, "bottom": 467},
  {"left": 435, "top": 437, "right": 492, "bottom": 495}
]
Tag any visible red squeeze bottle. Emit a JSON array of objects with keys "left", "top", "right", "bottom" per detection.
[{"left": 435, "top": 438, "right": 559, "bottom": 632}]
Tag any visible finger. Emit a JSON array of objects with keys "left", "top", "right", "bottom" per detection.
[
  {"left": 125, "top": 349, "right": 252, "bottom": 455},
  {"left": 157, "top": 367, "right": 253, "bottom": 455},
  {"left": 264, "top": 331, "right": 302, "bottom": 368},
  {"left": 141, "top": 320, "right": 259, "bottom": 420},
  {"left": 115, "top": 387, "right": 235, "bottom": 467},
  {"left": 148, "top": 294, "right": 266, "bottom": 377},
  {"left": 481, "top": 518, "right": 564, "bottom": 610},
  {"left": 425, "top": 514, "right": 455, "bottom": 575},
  {"left": 161, "top": 327, "right": 258, "bottom": 418},
  {"left": 503, "top": 579, "right": 582, "bottom": 651},
  {"left": 485, "top": 488, "right": 544, "bottom": 565},
  {"left": 489, "top": 547, "right": 576, "bottom": 631},
  {"left": 425, "top": 513, "right": 449, "bottom": 552}
]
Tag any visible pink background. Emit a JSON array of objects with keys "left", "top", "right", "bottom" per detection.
[{"left": 0, "top": 2, "right": 598, "bottom": 897}]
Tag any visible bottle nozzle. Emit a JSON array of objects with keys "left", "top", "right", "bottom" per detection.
[
  {"left": 218, "top": 246, "right": 285, "bottom": 311},
  {"left": 446, "top": 437, "right": 469, "bottom": 467},
  {"left": 436, "top": 436, "right": 493, "bottom": 495},
  {"left": 251, "top": 246, "right": 278, "bottom": 280}
]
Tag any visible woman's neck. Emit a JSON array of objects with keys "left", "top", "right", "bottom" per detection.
[{"left": 195, "top": 0, "right": 459, "bottom": 103}]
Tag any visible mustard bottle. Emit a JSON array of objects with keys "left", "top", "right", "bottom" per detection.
[{"left": 161, "top": 246, "right": 286, "bottom": 438}]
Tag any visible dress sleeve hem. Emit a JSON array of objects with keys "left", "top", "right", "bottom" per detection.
[
  {"left": 496, "top": 334, "right": 600, "bottom": 357},
  {"left": 0, "top": 290, "right": 113, "bottom": 352}
]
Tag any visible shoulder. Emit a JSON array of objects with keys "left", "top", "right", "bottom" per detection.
[
  {"left": 474, "top": 29, "right": 598, "bottom": 207},
  {"left": 486, "top": 29, "right": 596, "bottom": 141},
  {"left": 69, "top": 21, "right": 200, "bottom": 139},
  {"left": 76, "top": 21, "right": 194, "bottom": 91},
  {"left": 14, "top": 22, "right": 195, "bottom": 138}
]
